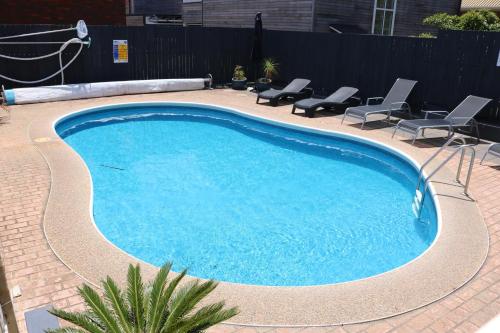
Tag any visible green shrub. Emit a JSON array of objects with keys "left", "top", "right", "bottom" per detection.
[
  {"left": 423, "top": 12, "right": 461, "bottom": 30},
  {"left": 423, "top": 9, "right": 500, "bottom": 32},
  {"left": 418, "top": 32, "right": 436, "bottom": 38},
  {"left": 460, "top": 10, "right": 500, "bottom": 31}
]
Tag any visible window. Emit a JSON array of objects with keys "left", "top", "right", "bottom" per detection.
[{"left": 371, "top": 0, "right": 397, "bottom": 35}]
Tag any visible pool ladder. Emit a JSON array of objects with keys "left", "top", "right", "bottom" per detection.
[{"left": 413, "top": 136, "right": 476, "bottom": 217}]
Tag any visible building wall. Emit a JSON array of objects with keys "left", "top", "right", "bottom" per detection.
[
  {"left": 313, "top": 0, "right": 373, "bottom": 33},
  {"left": 0, "top": 0, "right": 125, "bottom": 25},
  {"left": 132, "top": 0, "right": 183, "bottom": 15},
  {"left": 179, "top": 0, "right": 460, "bottom": 35},
  {"left": 183, "top": 1, "right": 203, "bottom": 25},
  {"left": 200, "top": 0, "right": 314, "bottom": 32},
  {"left": 393, "top": 0, "right": 461, "bottom": 35},
  {"left": 313, "top": 0, "right": 461, "bottom": 35}
]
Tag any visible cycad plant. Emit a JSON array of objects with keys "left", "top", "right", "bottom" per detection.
[
  {"left": 48, "top": 263, "right": 238, "bottom": 333},
  {"left": 262, "top": 58, "right": 278, "bottom": 82}
]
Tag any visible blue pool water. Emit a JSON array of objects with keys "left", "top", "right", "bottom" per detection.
[{"left": 56, "top": 104, "right": 438, "bottom": 286}]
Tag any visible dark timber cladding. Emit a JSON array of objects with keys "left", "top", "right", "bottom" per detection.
[
  {"left": 183, "top": 2, "right": 203, "bottom": 25},
  {"left": 182, "top": 0, "right": 461, "bottom": 35},
  {"left": 201, "top": 0, "right": 314, "bottom": 31},
  {"left": 313, "top": 0, "right": 374, "bottom": 33},
  {"left": 313, "top": 0, "right": 461, "bottom": 34}
]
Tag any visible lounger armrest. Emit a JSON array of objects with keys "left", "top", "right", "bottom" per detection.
[
  {"left": 390, "top": 102, "right": 410, "bottom": 111},
  {"left": 366, "top": 97, "right": 384, "bottom": 105},
  {"left": 423, "top": 110, "right": 449, "bottom": 119}
]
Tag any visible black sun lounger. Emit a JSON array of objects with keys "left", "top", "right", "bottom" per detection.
[
  {"left": 256, "top": 78, "right": 312, "bottom": 106},
  {"left": 292, "top": 86, "right": 360, "bottom": 118},
  {"left": 392, "top": 95, "right": 492, "bottom": 144},
  {"left": 342, "top": 78, "right": 417, "bottom": 129}
]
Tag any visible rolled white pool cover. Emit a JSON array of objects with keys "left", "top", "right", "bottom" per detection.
[{"left": 2, "top": 78, "right": 210, "bottom": 105}]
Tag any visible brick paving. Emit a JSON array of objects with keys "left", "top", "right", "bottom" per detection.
[
  {"left": 0, "top": 91, "right": 499, "bottom": 332},
  {"left": 0, "top": 148, "right": 86, "bottom": 332}
]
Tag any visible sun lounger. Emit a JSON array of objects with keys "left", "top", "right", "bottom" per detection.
[
  {"left": 256, "top": 78, "right": 312, "bottom": 106},
  {"left": 480, "top": 143, "right": 500, "bottom": 164},
  {"left": 392, "top": 95, "right": 492, "bottom": 144},
  {"left": 292, "top": 86, "right": 360, "bottom": 118},
  {"left": 341, "top": 78, "right": 417, "bottom": 129}
]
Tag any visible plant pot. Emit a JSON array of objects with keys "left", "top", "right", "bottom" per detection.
[
  {"left": 255, "top": 78, "right": 271, "bottom": 92},
  {"left": 231, "top": 78, "right": 247, "bottom": 90}
]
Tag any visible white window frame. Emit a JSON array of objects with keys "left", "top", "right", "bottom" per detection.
[{"left": 371, "top": 0, "right": 398, "bottom": 36}]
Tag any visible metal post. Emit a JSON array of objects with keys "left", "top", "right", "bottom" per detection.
[
  {"left": 463, "top": 148, "right": 475, "bottom": 196},
  {"left": 456, "top": 148, "right": 466, "bottom": 183}
]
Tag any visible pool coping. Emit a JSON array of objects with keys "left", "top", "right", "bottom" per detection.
[{"left": 29, "top": 100, "right": 489, "bottom": 326}]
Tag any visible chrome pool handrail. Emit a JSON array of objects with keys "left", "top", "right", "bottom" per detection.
[{"left": 414, "top": 136, "right": 476, "bottom": 217}]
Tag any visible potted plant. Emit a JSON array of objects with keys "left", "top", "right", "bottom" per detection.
[
  {"left": 256, "top": 58, "right": 278, "bottom": 92},
  {"left": 231, "top": 65, "right": 247, "bottom": 90}
]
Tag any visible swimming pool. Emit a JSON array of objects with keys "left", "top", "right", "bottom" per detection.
[{"left": 56, "top": 103, "right": 438, "bottom": 287}]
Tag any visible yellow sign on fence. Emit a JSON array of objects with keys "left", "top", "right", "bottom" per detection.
[{"left": 113, "top": 40, "right": 128, "bottom": 63}]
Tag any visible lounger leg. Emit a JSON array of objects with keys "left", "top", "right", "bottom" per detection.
[
  {"left": 411, "top": 130, "right": 419, "bottom": 145},
  {"left": 480, "top": 152, "right": 489, "bottom": 165},
  {"left": 270, "top": 98, "right": 278, "bottom": 107},
  {"left": 341, "top": 112, "right": 347, "bottom": 125},
  {"left": 392, "top": 125, "right": 399, "bottom": 139},
  {"left": 256, "top": 97, "right": 260, "bottom": 104},
  {"left": 474, "top": 120, "right": 480, "bottom": 144},
  {"left": 292, "top": 106, "right": 296, "bottom": 114},
  {"left": 361, "top": 116, "right": 366, "bottom": 130},
  {"left": 421, "top": 128, "right": 425, "bottom": 137},
  {"left": 447, "top": 126, "right": 453, "bottom": 139},
  {"left": 306, "top": 108, "right": 314, "bottom": 118}
]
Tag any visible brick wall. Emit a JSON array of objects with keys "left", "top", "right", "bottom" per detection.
[{"left": 0, "top": 0, "right": 125, "bottom": 25}]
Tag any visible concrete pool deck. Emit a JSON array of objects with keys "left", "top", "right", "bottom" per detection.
[{"left": 0, "top": 89, "right": 499, "bottom": 332}]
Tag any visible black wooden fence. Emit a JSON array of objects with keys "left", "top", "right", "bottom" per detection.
[{"left": 1, "top": 25, "right": 499, "bottom": 137}]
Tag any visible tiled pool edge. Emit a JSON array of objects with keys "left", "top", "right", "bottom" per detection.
[{"left": 28, "top": 99, "right": 489, "bottom": 326}]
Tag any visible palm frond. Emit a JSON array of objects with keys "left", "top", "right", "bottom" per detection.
[
  {"left": 156, "top": 268, "right": 187, "bottom": 330},
  {"left": 78, "top": 284, "right": 122, "bottom": 333},
  {"left": 163, "top": 269, "right": 187, "bottom": 304},
  {"left": 146, "top": 262, "right": 172, "bottom": 333},
  {"left": 102, "top": 276, "right": 133, "bottom": 333},
  {"left": 80, "top": 310, "right": 105, "bottom": 329},
  {"left": 48, "top": 308, "right": 104, "bottom": 333},
  {"left": 127, "top": 263, "right": 145, "bottom": 331},
  {"left": 162, "top": 280, "right": 219, "bottom": 331},
  {"left": 171, "top": 301, "right": 238, "bottom": 332},
  {"left": 45, "top": 328, "right": 88, "bottom": 333}
]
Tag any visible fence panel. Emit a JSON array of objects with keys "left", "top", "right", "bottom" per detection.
[{"left": 0, "top": 25, "right": 499, "bottom": 138}]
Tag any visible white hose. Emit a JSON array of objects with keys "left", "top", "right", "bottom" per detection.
[
  {"left": 0, "top": 38, "right": 84, "bottom": 85},
  {"left": 0, "top": 26, "right": 76, "bottom": 40},
  {"left": 0, "top": 40, "right": 83, "bottom": 61},
  {"left": 0, "top": 20, "right": 89, "bottom": 85}
]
